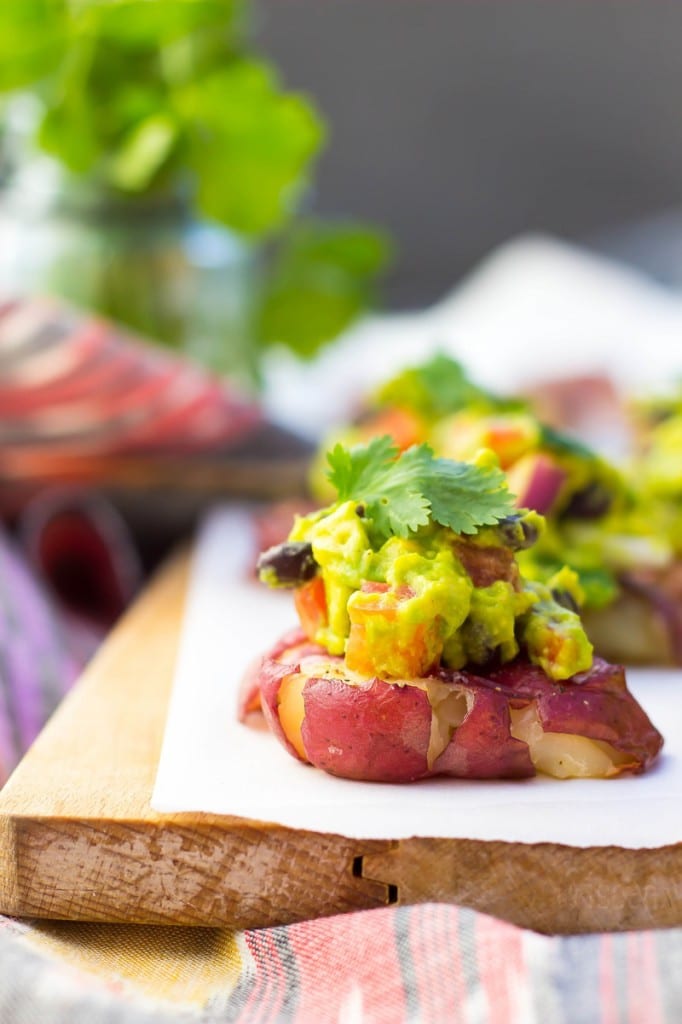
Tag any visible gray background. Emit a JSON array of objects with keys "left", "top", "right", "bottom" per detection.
[{"left": 258, "top": 1, "right": 682, "bottom": 305}]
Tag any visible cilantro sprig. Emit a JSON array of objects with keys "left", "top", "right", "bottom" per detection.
[
  {"left": 375, "top": 353, "right": 525, "bottom": 420},
  {"left": 326, "top": 436, "right": 515, "bottom": 543}
]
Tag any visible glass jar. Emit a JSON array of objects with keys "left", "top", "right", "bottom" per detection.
[{"left": 0, "top": 151, "right": 259, "bottom": 387}]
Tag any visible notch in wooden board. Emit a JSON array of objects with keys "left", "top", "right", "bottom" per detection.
[{"left": 352, "top": 854, "right": 399, "bottom": 906}]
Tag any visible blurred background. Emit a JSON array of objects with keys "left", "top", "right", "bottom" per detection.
[
  {"left": 257, "top": 0, "right": 682, "bottom": 305},
  {"left": 5, "top": 1, "right": 682, "bottom": 369}
]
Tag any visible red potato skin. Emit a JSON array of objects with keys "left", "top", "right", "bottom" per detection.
[
  {"left": 237, "top": 627, "right": 321, "bottom": 722},
  {"left": 259, "top": 658, "right": 303, "bottom": 761},
  {"left": 301, "top": 676, "right": 434, "bottom": 782},
  {"left": 256, "top": 628, "right": 325, "bottom": 762},
  {"left": 237, "top": 657, "right": 263, "bottom": 719},
  {"left": 254, "top": 628, "right": 436, "bottom": 779},
  {"left": 302, "top": 672, "right": 536, "bottom": 782},
  {"left": 245, "top": 631, "right": 664, "bottom": 782}
]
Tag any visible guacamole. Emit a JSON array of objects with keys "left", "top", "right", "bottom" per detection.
[{"left": 262, "top": 498, "right": 593, "bottom": 682}]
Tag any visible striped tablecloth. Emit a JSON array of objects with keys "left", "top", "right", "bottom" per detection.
[{"left": 1, "top": 525, "right": 681, "bottom": 1024}]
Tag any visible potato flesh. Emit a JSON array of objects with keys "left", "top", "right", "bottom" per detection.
[
  {"left": 509, "top": 704, "right": 631, "bottom": 779},
  {"left": 277, "top": 673, "right": 307, "bottom": 761},
  {"left": 425, "top": 679, "right": 469, "bottom": 769}
]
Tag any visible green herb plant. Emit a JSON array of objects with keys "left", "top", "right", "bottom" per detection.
[{"left": 0, "top": 0, "right": 391, "bottom": 362}]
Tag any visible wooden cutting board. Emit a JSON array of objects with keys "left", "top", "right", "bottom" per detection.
[{"left": 0, "top": 547, "right": 681, "bottom": 935}]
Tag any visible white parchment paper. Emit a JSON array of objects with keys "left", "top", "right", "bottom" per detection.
[{"left": 152, "top": 508, "right": 682, "bottom": 847}]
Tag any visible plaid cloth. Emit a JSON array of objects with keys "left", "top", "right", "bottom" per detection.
[
  {"left": 0, "top": 526, "right": 96, "bottom": 784},
  {"left": 1, "top": 527, "right": 681, "bottom": 1023},
  {"left": 1, "top": 908, "right": 681, "bottom": 1023}
]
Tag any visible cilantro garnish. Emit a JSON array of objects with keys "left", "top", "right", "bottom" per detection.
[
  {"left": 326, "top": 436, "right": 514, "bottom": 542},
  {"left": 375, "top": 353, "right": 524, "bottom": 419}
]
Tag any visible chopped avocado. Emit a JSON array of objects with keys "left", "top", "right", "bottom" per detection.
[
  {"left": 519, "top": 580, "right": 593, "bottom": 680},
  {"left": 289, "top": 502, "right": 372, "bottom": 651},
  {"left": 630, "top": 400, "right": 682, "bottom": 556},
  {"left": 640, "top": 415, "right": 682, "bottom": 496},
  {"left": 432, "top": 411, "right": 540, "bottom": 469},
  {"left": 281, "top": 500, "right": 592, "bottom": 681},
  {"left": 448, "top": 580, "right": 534, "bottom": 669}
]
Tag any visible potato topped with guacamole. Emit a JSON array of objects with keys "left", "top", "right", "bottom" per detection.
[
  {"left": 260, "top": 437, "right": 592, "bottom": 682},
  {"left": 245, "top": 437, "right": 662, "bottom": 783}
]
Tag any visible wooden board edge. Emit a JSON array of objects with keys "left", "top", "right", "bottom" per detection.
[
  {"left": 363, "top": 837, "right": 682, "bottom": 935},
  {"left": 0, "top": 812, "right": 18, "bottom": 916},
  {"left": 4, "top": 799, "right": 682, "bottom": 933},
  {"left": 0, "top": 808, "right": 396, "bottom": 928}
]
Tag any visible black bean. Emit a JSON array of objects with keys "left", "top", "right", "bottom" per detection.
[
  {"left": 257, "top": 541, "right": 318, "bottom": 586},
  {"left": 463, "top": 621, "right": 497, "bottom": 664},
  {"left": 551, "top": 589, "right": 580, "bottom": 614},
  {"left": 560, "top": 482, "right": 613, "bottom": 521},
  {"left": 496, "top": 512, "right": 539, "bottom": 551}
]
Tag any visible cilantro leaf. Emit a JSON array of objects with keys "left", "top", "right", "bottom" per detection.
[
  {"left": 327, "top": 435, "right": 397, "bottom": 498},
  {"left": 425, "top": 456, "right": 515, "bottom": 534},
  {"left": 180, "top": 60, "right": 324, "bottom": 237},
  {"left": 327, "top": 437, "right": 431, "bottom": 539},
  {"left": 326, "top": 437, "right": 514, "bottom": 542},
  {"left": 256, "top": 220, "right": 393, "bottom": 359}
]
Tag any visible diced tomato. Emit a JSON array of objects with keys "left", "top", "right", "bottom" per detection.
[
  {"left": 482, "top": 420, "right": 536, "bottom": 469},
  {"left": 359, "top": 581, "right": 391, "bottom": 594},
  {"left": 360, "top": 407, "right": 424, "bottom": 451},
  {"left": 346, "top": 582, "right": 442, "bottom": 678},
  {"left": 294, "top": 575, "right": 328, "bottom": 638},
  {"left": 360, "top": 582, "right": 416, "bottom": 599}
]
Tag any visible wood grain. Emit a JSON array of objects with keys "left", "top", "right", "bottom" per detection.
[{"left": 0, "top": 548, "right": 681, "bottom": 934}]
